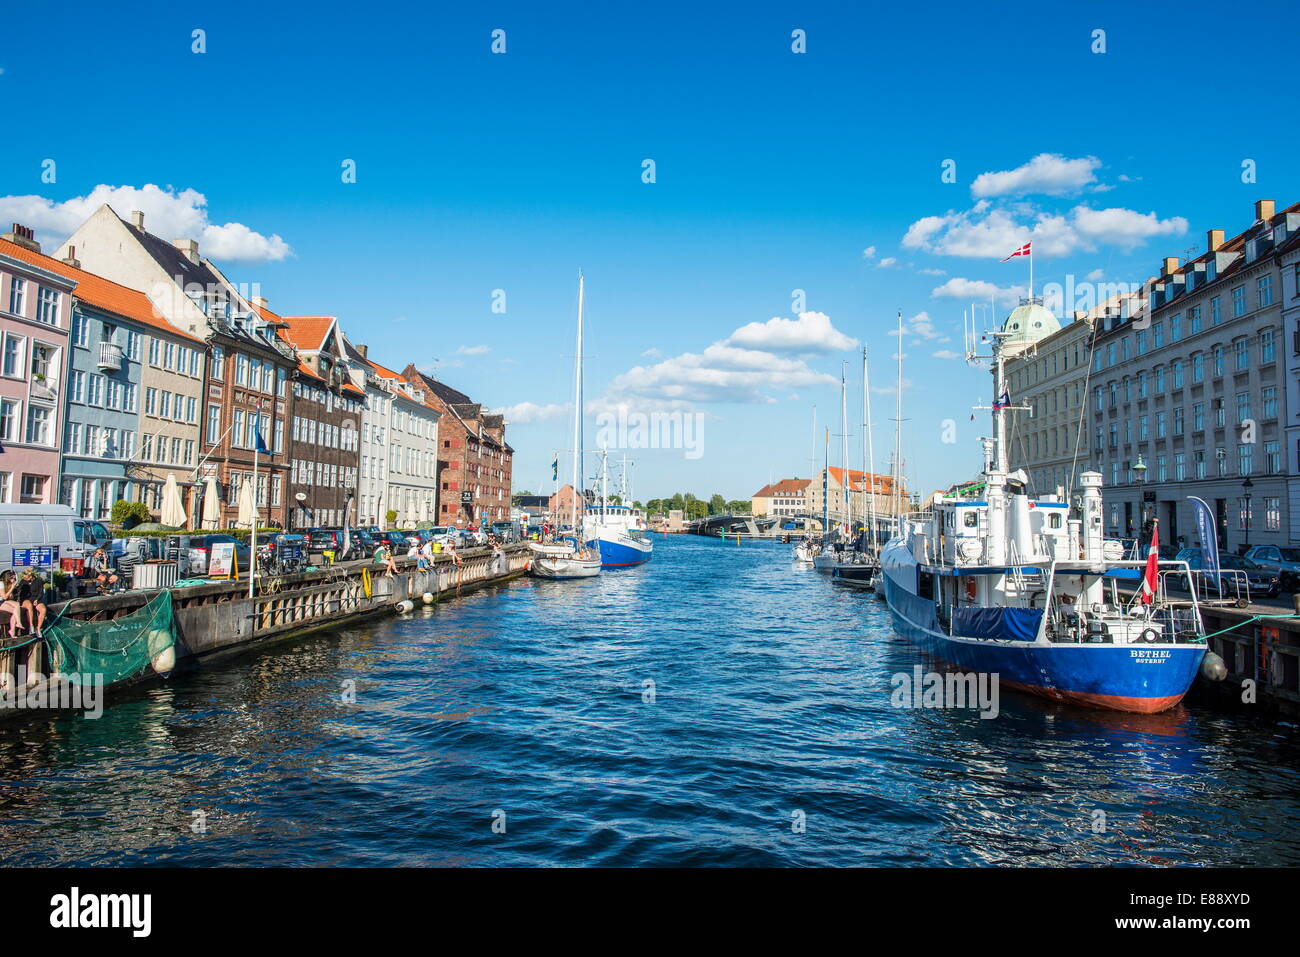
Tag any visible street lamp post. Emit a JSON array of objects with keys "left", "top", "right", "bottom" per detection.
[
  {"left": 1242, "top": 476, "right": 1254, "bottom": 552},
  {"left": 1133, "top": 454, "right": 1148, "bottom": 545}
]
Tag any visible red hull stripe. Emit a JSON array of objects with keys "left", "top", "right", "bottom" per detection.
[{"left": 1001, "top": 677, "right": 1185, "bottom": 714}]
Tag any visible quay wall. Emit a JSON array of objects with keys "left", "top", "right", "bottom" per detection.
[
  {"left": 0, "top": 544, "right": 531, "bottom": 716},
  {"left": 1190, "top": 602, "right": 1300, "bottom": 715}
]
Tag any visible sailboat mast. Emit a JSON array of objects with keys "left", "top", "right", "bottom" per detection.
[
  {"left": 571, "top": 273, "right": 584, "bottom": 535},
  {"left": 894, "top": 311, "right": 903, "bottom": 524},
  {"left": 840, "top": 363, "right": 849, "bottom": 533},
  {"left": 863, "top": 346, "right": 876, "bottom": 555}
]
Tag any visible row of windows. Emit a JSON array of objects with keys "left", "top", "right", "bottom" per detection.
[
  {"left": 294, "top": 380, "right": 362, "bottom": 415},
  {"left": 144, "top": 387, "right": 196, "bottom": 423},
  {"left": 293, "top": 416, "right": 357, "bottom": 451},
  {"left": 1099, "top": 441, "right": 1283, "bottom": 484},
  {"left": 5, "top": 277, "right": 62, "bottom": 327},
  {"left": 291, "top": 459, "right": 358, "bottom": 489},
  {"left": 225, "top": 471, "right": 283, "bottom": 509},
  {"left": 0, "top": 398, "right": 54, "bottom": 446},
  {"left": 64, "top": 423, "right": 138, "bottom": 460}
]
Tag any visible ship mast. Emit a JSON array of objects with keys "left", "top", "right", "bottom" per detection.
[
  {"left": 571, "top": 272, "right": 585, "bottom": 535},
  {"left": 840, "top": 363, "right": 849, "bottom": 534},
  {"left": 863, "top": 346, "right": 877, "bottom": 557},
  {"left": 893, "top": 312, "right": 904, "bottom": 523}
]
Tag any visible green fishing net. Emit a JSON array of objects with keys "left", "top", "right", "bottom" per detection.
[{"left": 43, "top": 590, "right": 177, "bottom": 685}]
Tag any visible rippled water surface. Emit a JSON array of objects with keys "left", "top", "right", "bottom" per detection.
[{"left": 1, "top": 534, "right": 1297, "bottom": 866}]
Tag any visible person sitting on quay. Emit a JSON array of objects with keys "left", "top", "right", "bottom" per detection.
[
  {"left": 87, "top": 547, "right": 120, "bottom": 594},
  {"left": 17, "top": 569, "right": 48, "bottom": 639},
  {"left": 408, "top": 541, "right": 429, "bottom": 571},
  {"left": 0, "top": 571, "right": 22, "bottom": 640},
  {"left": 419, "top": 538, "right": 435, "bottom": 567},
  {"left": 373, "top": 542, "right": 398, "bottom": 577}
]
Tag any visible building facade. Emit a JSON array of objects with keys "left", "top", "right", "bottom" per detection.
[
  {"left": 365, "top": 361, "right": 441, "bottom": 526},
  {"left": 267, "top": 312, "right": 364, "bottom": 530},
  {"left": 402, "top": 365, "right": 512, "bottom": 528},
  {"left": 1279, "top": 228, "right": 1300, "bottom": 542},
  {"left": 59, "top": 205, "right": 295, "bottom": 527},
  {"left": 805, "top": 467, "right": 898, "bottom": 526},
  {"left": 1087, "top": 200, "right": 1297, "bottom": 551},
  {"left": 0, "top": 228, "right": 75, "bottom": 505},
  {"left": 751, "top": 478, "right": 811, "bottom": 517}
]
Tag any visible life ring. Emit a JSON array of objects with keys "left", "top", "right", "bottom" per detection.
[
  {"left": 964, "top": 577, "right": 977, "bottom": 601},
  {"left": 1139, "top": 628, "right": 1160, "bottom": 644}
]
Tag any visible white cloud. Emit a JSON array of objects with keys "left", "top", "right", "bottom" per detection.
[
  {"left": 877, "top": 257, "right": 898, "bottom": 268},
  {"left": 641, "top": 347, "right": 662, "bottom": 358},
  {"left": 931, "top": 276, "right": 1024, "bottom": 307},
  {"left": 1085, "top": 268, "right": 1105, "bottom": 281},
  {"left": 861, "top": 245, "right": 877, "bottom": 260},
  {"left": 726, "top": 311, "right": 858, "bottom": 354},
  {"left": 932, "top": 349, "right": 961, "bottom": 360},
  {"left": 495, "top": 401, "right": 570, "bottom": 424},
  {"left": 902, "top": 201, "right": 1186, "bottom": 258},
  {"left": 971, "top": 153, "right": 1102, "bottom": 198},
  {"left": 918, "top": 267, "right": 947, "bottom": 276},
  {"left": 456, "top": 344, "right": 490, "bottom": 355},
  {"left": 0, "top": 183, "right": 291, "bottom": 262},
  {"left": 610, "top": 341, "right": 837, "bottom": 404},
  {"left": 887, "top": 310, "right": 947, "bottom": 343}
]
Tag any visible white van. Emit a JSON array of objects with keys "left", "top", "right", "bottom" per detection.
[{"left": 0, "top": 504, "right": 95, "bottom": 576}]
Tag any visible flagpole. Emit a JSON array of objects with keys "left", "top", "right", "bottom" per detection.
[
  {"left": 249, "top": 422, "right": 258, "bottom": 601},
  {"left": 1029, "top": 243, "right": 1034, "bottom": 300}
]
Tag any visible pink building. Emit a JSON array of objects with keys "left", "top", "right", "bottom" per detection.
[{"left": 0, "top": 225, "right": 73, "bottom": 504}]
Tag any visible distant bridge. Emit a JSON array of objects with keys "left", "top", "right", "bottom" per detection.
[{"left": 686, "top": 513, "right": 821, "bottom": 538}]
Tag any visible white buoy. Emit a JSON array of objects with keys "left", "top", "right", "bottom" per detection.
[
  {"left": 148, "top": 627, "right": 176, "bottom": 674},
  {"left": 422, "top": 592, "right": 434, "bottom": 605},
  {"left": 397, "top": 600, "right": 415, "bottom": 613}
]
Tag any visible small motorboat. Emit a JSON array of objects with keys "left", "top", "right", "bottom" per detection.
[
  {"left": 831, "top": 558, "right": 876, "bottom": 589},
  {"left": 793, "top": 540, "right": 818, "bottom": 564},
  {"left": 531, "top": 543, "right": 602, "bottom": 579}
]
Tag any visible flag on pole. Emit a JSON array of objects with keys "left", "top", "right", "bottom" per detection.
[
  {"left": 992, "top": 391, "right": 1011, "bottom": 410},
  {"left": 1000, "top": 242, "right": 1031, "bottom": 262},
  {"left": 551, "top": 457, "right": 558, "bottom": 481},
  {"left": 1140, "top": 519, "right": 1160, "bottom": 605}
]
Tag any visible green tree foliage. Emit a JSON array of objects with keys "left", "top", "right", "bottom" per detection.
[{"left": 111, "top": 500, "right": 151, "bottom": 528}]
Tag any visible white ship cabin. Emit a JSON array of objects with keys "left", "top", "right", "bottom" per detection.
[{"left": 893, "top": 471, "right": 1202, "bottom": 646}]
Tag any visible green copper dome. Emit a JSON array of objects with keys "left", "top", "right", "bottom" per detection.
[{"left": 1001, "top": 302, "right": 1060, "bottom": 352}]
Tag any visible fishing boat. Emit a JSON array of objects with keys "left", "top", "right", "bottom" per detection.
[
  {"left": 531, "top": 273, "right": 602, "bottom": 581},
  {"left": 793, "top": 540, "right": 818, "bottom": 564},
  {"left": 879, "top": 304, "right": 1224, "bottom": 714},
  {"left": 585, "top": 451, "right": 653, "bottom": 568}
]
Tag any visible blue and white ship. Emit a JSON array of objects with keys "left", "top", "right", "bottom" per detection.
[
  {"left": 584, "top": 451, "right": 653, "bottom": 568},
  {"left": 880, "top": 301, "right": 1224, "bottom": 714}
]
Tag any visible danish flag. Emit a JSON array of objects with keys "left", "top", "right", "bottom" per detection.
[
  {"left": 1000, "top": 242, "right": 1031, "bottom": 262},
  {"left": 1139, "top": 519, "right": 1160, "bottom": 605}
]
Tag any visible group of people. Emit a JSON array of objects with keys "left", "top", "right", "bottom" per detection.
[{"left": 0, "top": 569, "right": 50, "bottom": 641}]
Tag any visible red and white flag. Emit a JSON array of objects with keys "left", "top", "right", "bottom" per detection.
[
  {"left": 1140, "top": 519, "right": 1160, "bottom": 605},
  {"left": 1000, "top": 242, "right": 1031, "bottom": 262}
]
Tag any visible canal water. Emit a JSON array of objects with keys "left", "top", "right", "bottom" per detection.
[{"left": 1, "top": 533, "right": 1297, "bottom": 867}]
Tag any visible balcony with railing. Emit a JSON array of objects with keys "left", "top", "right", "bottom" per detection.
[{"left": 98, "top": 341, "right": 124, "bottom": 371}]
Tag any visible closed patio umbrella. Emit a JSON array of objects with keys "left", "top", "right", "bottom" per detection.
[
  {"left": 201, "top": 475, "right": 223, "bottom": 530},
  {"left": 236, "top": 476, "right": 257, "bottom": 529},
  {"left": 160, "top": 474, "right": 187, "bottom": 528}
]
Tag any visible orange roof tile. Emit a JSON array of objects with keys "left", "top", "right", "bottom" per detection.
[
  {"left": 0, "top": 238, "right": 204, "bottom": 345},
  {"left": 277, "top": 316, "right": 335, "bottom": 352}
]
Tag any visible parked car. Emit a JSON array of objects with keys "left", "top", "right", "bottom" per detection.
[
  {"left": 1243, "top": 545, "right": 1300, "bottom": 590},
  {"left": 1172, "top": 547, "right": 1280, "bottom": 597},
  {"left": 185, "top": 534, "right": 251, "bottom": 576},
  {"left": 490, "top": 520, "right": 521, "bottom": 543},
  {"left": 307, "top": 528, "right": 364, "bottom": 562},
  {"left": 369, "top": 530, "right": 408, "bottom": 552}
]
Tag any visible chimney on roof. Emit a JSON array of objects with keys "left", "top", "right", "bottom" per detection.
[
  {"left": 62, "top": 245, "right": 81, "bottom": 269},
  {"left": 1255, "top": 199, "right": 1275, "bottom": 223},
  {"left": 1207, "top": 228, "right": 1224, "bottom": 252},
  {"left": 173, "top": 238, "right": 200, "bottom": 264},
  {"left": 1, "top": 223, "right": 40, "bottom": 253},
  {"left": 130, "top": 210, "right": 145, "bottom": 230},
  {"left": 355, "top": 343, "right": 368, "bottom": 358},
  {"left": 1163, "top": 256, "right": 1179, "bottom": 277},
  {"left": 251, "top": 296, "right": 269, "bottom": 310}
]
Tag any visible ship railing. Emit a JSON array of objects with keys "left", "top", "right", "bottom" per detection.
[{"left": 1041, "top": 559, "right": 1205, "bottom": 644}]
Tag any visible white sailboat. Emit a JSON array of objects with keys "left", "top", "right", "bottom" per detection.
[
  {"left": 532, "top": 273, "right": 602, "bottom": 580},
  {"left": 832, "top": 347, "right": 879, "bottom": 589}
]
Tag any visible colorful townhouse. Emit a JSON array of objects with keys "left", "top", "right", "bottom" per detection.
[
  {"left": 365, "top": 359, "right": 441, "bottom": 526},
  {"left": 260, "top": 308, "right": 364, "bottom": 530},
  {"left": 337, "top": 338, "right": 391, "bottom": 528},
  {"left": 57, "top": 205, "right": 295, "bottom": 527},
  {"left": 0, "top": 225, "right": 76, "bottom": 505},
  {"left": 401, "top": 365, "right": 513, "bottom": 527}
]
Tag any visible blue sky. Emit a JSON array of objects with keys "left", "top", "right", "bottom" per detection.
[{"left": 3, "top": 1, "right": 1297, "bottom": 501}]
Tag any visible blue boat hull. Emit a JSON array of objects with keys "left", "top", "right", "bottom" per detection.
[
  {"left": 880, "top": 566, "right": 1205, "bottom": 713},
  {"left": 586, "top": 535, "right": 653, "bottom": 568}
]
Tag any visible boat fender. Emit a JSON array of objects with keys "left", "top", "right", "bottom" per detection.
[
  {"left": 396, "top": 599, "right": 415, "bottom": 614},
  {"left": 421, "top": 592, "right": 434, "bottom": 605},
  {"left": 1200, "top": 651, "right": 1228, "bottom": 682},
  {"left": 1138, "top": 628, "right": 1161, "bottom": 644},
  {"left": 148, "top": 627, "right": 176, "bottom": 674}
]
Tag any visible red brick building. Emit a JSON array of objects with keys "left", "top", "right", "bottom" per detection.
[{"left": 401, "top": 365, "right": 513, "bottom": 527}]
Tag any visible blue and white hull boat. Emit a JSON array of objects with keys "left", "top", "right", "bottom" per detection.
[
  {"left": 587, "top": 529, "right": 653, "bottom": 568},
  {"left": 879, "top": 301, "right": 1224, "bottom": 714}
]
